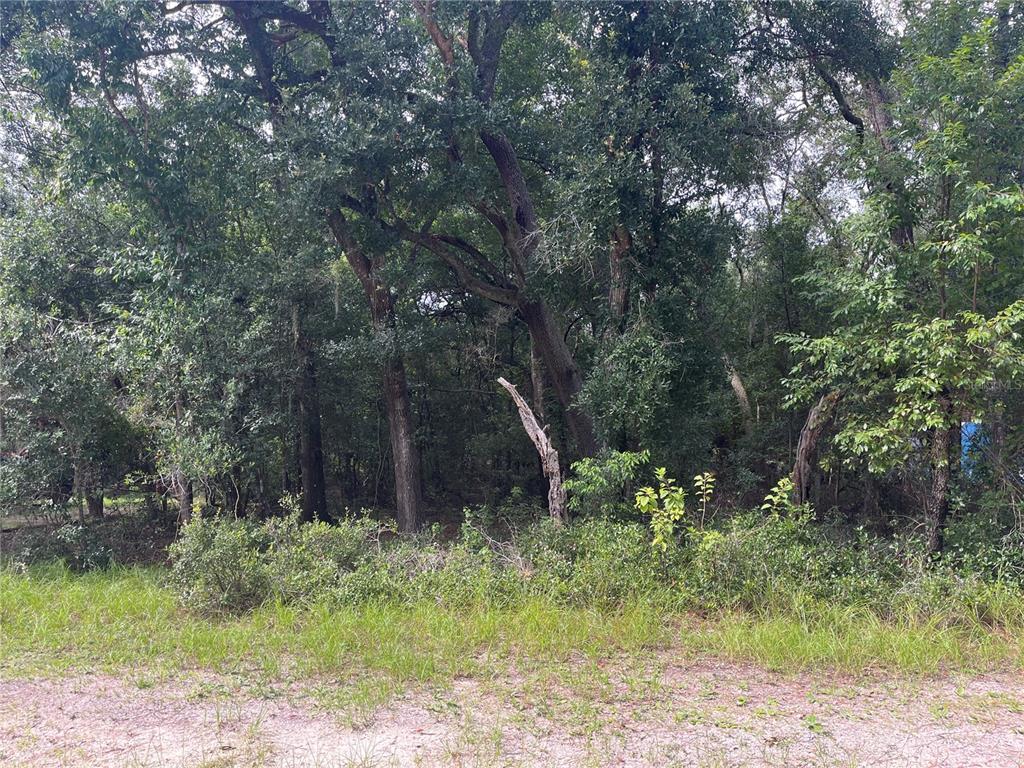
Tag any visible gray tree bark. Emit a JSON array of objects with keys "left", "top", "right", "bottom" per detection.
[{"left": 498, "top": 377, "right": 567, "bottom": 525}]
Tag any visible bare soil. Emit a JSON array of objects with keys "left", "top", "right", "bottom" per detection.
[{"left": 2, "top": 657, "right": 1022, "bottom": 767}]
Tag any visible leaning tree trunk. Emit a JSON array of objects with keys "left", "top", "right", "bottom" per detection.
[
  {"left": 292, "top": 304, "right": 330, "bottom": 524},
  {"left": 498, "top": 377, "right": 567, "bottom": 525},
  {"left": 792, "top": 391, "right": 841, "bottom": 505},
  {"left": 723, "top": 355, "right": 754, "bottom": 438},
  {"left": 475, "top": 127, "right": 600, "bottom": 460},
  {"left": 517, "top": 298, "right": 599, "bottom": 459}
]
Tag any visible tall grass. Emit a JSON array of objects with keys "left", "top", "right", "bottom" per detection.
[
  {"left": 685, "top": 603, "right": 1024, "bottom": 673},
  {"left": 2, "top": 563, "right": 1022, "bottom": 685},
  {"left": 0, "top": 564, "right": 667, "bottom": 681}
]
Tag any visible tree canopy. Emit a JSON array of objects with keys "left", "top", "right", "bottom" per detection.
[{"left": 2, "top": 0, "right": 1023, "bottom": 554}]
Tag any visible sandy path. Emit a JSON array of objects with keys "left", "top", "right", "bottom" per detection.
[{"left": 1, "top": 658, "right": 1022, "bottom": 767}]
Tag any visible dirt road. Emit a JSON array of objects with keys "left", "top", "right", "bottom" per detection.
[{"left": 2, "top": 658, "right": 1022, "bottom": 767}]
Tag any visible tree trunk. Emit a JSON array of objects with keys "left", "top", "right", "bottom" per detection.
[
  {"left": 792, "top": 391, "right": 841, "bottom": 505},
  {"left": 383, "top": 356, "right": 422, "bottom": 532},
  {"left": 517, "top": 298, "right": 599, "bottom": 458},
  {"left": 371, "top": 106, "right": 602, "bottom": 465},
  {"left": 172, "top": 469, "right": 193, "bottom": 525},
  {"left": 925, "top": 394, "right": 956, "bottom": 555},
  {"left": 292, "top": 303, "right": 330, "bottom": 523},
  {"left": 858, "top": 472, "right": 876, "bottom": 525},
  {"left": 255, "top": 468, "right": 276, "bottom": 519},
  {"left": 73, "top": 460, "right": 98, "bottom": 522},
  {"left": 863, "top": 77, "right": 915, "bottom": 249},
  {"left": 281, "top": 393, "right": 298, "bottom": 495},
  {"left": 225, "top": 464, "right": 246, "bottom": 517},
  {"left": 479, "top": 130, "right": 541, "bottom": 256},
  {"left": 327, "top": 210, "right": 422, "bottom": 532},
  {"left": 723, "top": 355, "right": 754, "bottom": 438},
  {"left": 608, "top": 225, "right": 632, "bottom": 332},
  {"left": 530, "top": 338, "right": 545, "bottom": 423},
  {"left": 230, "top": 11, "right": 329, "bottom": 524},
  {"left": 498, "top": 377, "right": 567, "bottom": 524},
  {"left": 475, "top": 128, "right": 600, "bottom": 460},
  {"left": 86, "top": 493, "right": 103, "bottom": 518},
  {"left": 170, "top": 392, "right": 194, "bottom": 524}
]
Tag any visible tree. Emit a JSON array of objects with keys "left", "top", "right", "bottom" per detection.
[{"left": 784, "top": 9, "right": 1024, "bottom": 551}]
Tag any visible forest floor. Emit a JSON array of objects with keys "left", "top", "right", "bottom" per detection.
[{"left": 2, "top": 654, "right": 1023, "bottom": 768}]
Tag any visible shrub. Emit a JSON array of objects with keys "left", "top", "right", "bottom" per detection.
[
  {"left": 557, "top": 518, "right": 668, "bottom": 606},
  {"left": 679, "top": 507, "right": 910, "bottom": 613},
  {"left": 682, "top": 509, "right": 811, "bottom": 610},
  {"left": 2, "top": 509, "right": 173, "bottom": 572},
  {"left": 52, "top": 523, "right": 114, "bottom": 571},
  {"left": 167, "top": 509, "right": 678, "bottom": 613},
  {"left": 943, "top": 514, "right": 1024, "bottom": 582},
  {"left": 635, "top": 467, "right": 688, "bottom": 555},
  {"left": 168, "top": 515, "right": 271, "bottom": 612},
  {"left": 565, "top": 450, "right": 649, "bottom": 518},
  {"left": 169, "top": 512, "right": 394, "bottom": 612},
  {"left": 264, "top": 516, "right": 384, "bottom": 604},
  {"left": 462, "top": 487, "right": 543, "bottom": 534},
  {"left": 164, "top": 502, "right": 1024, "bottom": 630}
]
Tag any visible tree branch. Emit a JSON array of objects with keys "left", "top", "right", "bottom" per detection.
[
  {"left": 808, "top": 53, "right": 865, "bottom": 140},
  {"left": 413, "top": 0, "right": 456, "bottom": 70},
  {"left": 390, "top": 220, "right": 518, "bottom": 306}
]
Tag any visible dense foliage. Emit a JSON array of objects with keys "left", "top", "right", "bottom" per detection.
[
  {"left": 158, "top": 507, "right": 1024, "bottom": 622},
  {"left": 2, "top": 0, "right": 1023, "bottom": 592}
]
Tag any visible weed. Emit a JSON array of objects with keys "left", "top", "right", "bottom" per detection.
[{"left": 803, "top": 713, "right": 827, "bottom": 735}]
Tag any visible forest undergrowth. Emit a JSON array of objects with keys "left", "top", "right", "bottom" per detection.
[{"left": 4, "top": 495, "right": 1023, "bottom": 693}]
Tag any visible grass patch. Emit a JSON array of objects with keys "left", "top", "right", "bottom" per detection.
[
  {"left": 2, "top": 564, "right": 1022, "bottom": 693},
  {"left": 0, "top": 564, "right": 667, "bottom": 682},
  {"left": 684, "top": 604, "right": 1024, "bottom": 673}
]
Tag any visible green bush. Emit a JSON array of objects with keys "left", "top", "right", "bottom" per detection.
[
  {"left": 2, "top": 505, "right": 178, "bottom": 573},
  {"left": 167, "top": 511, "right": 674, "bottom": 613},
  {"left": 462, "top": 487, "right": 543, "bottom": 534},
  {"left": 52, "top": 523, "right": 114, "bottom": 571},
  {"left": 168, "top": 515, "right": 271, "bottom": 612},
  {"left": 564, "top": 450, "right": 649, "bottom": 519},
  {"left": 682, "top": 509, "right": 908, "bottom": 613},
  {"left": 556, "top": 518, "right": 669, "bottom": 605},
  {"left": 165, "top": 504, "right": 1024, "bottom": 630},
  {"left": 168, "top": 512, "right": 391, "bottom": 611},
  {"left": 943, "top": 514, "right": 1024, "bottom": 582},
  {"left": 682, "top": 509, "right": 816, "bottom": 611},
  {"left": 2, "top": 514, "right": 162, "bottom": 573},
  {"left": 263, "top": 516, "right": 383, "bottom": 604}
]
